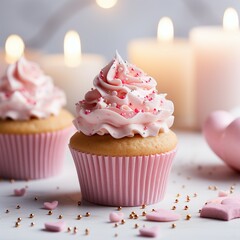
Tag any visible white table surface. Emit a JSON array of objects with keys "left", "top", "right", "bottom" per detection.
[{"left": 1, "top": 131, "right": 240, "bottom": 240}]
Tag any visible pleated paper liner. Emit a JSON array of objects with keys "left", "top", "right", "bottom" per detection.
[
  {"left": 0, "top": 126, "right": 72, "bottom": 180},
  {"left": 70, "top": 147, "right": 177, "bottom": 207}
]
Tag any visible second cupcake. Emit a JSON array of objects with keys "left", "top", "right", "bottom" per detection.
[{"left": 0, "top": 57, "right": 73, "bottom": 180}]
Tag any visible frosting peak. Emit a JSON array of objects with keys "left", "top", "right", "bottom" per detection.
[
  {"left": 73, "top": 52, "right": 174, "bottom": 138},
  {"left": 0, "top": 57, "right": 66, "bottom": 120}
]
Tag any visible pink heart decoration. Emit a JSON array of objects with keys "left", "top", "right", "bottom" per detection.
[
  {"left": 109, "top": 212, "right": 124, "bottom": 222},
  {"left": 139, "top": 226, "right": 160, "bottom": 238},
  {"left": 14, "top": 188, "right": 26, "bottom": 197},
  {"left": 44, "top": 221, "right": 66, "bottom": 232},
  {"left": 203, "top": 110, "right": 240, "bottom": 171},
  {"left": 200, "top": 196, "right": 240, "bottom": 221},
  {"left": 43, "top": 201, "right": 58, "bottom": 210},
  {"left": 146, "top": 209, "right": 180, "bottom": 222}
]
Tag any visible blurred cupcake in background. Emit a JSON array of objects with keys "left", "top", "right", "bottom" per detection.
[{"left": 0, "top": 57, "right": 73, "bottom": 180}]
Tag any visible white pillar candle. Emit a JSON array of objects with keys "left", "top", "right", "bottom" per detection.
[
  {"left": 128, "top": 17, "right": 194, "bottom": 129},
  {"left": 39, "top": 31, "right": 106, "bottom": 115},
  {"left": 190, "top": 8, "right": 240, "bottom": 129}
]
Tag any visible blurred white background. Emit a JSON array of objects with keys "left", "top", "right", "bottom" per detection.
[{"left": 1, "top": 0, "right": 240, "bottom": 60}]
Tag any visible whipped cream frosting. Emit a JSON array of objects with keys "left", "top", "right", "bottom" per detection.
[
  {"left": 0, "top": 57, "right": 66, "bottom": 120},
  {"left": 73, "top": 52, "right": 174, "bottom": 139}
]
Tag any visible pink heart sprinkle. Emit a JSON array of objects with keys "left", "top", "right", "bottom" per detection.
[
  {"left": 109, "top": 212, "right": 124, "bottom": 222},
  {"left": 218, "top": 190, "right": 229, "bottom": 197},
  {"left": 14, "top": 188, "right": 26, "bottom": 197},
  {"left": 44, "top": 221, "right": 65, "bottom": 232},
  {"left": 43, "top": 201, "right": 58, "bottom": 210},
  {"left": 146, "top": 209, "right": 180, "bottom": 222},
  {"left": 139, "top": 226, "right": 160, "bottom": 238}
]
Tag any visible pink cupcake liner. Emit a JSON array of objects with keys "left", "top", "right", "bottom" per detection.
[
  {"left": 0, "top": 126, "right": 73, "bottom": 180},
  {"left": 70, "top": 147, "right": 177, "bottom": 206}
]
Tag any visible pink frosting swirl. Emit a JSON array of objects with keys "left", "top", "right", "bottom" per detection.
[
  {"left": 73, "top": 52, "right": 174, "bottom": 139},
  {"left": 0, "top": 57, "right": 66, "bottom": 120}
]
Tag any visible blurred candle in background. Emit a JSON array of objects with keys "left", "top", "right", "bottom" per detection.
[
  {"left": 40, "top": 30, "right": 106, "bottom": 115},
  {"left": 128, "top": 17, "right": 194, "bottom": 129},
  {"left": 190, "top": 7, "right": 240, "bottom": 130}
]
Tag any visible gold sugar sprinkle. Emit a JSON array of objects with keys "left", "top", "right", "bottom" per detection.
[
  {"left": 5, "top": 209, "right": 9, "bottom": 213},
  {"left": 176, "top": 193, "right": 180, "bottom": 198},
  {"left": 15, "top": 222, "right": 20, "bottom": 227},
  {"left": 77, "top": 214, "right": 82, "bottom": 220},
  {"left": 141, "top": 204, "right": 146, "bottom": 209},
  {"left": 31, "top": 222, "right": 35, "bottom": 227},
  {"left": 16, "top": 205, "right": 21, "bottom": 209},
  {"left": 59, "top": 214, "right": 63, "bottom": 219},
  {"left": 114, "top": 233, "right": 118, "bottom": 237},
  {"left": 34, "top": 197, "right": 38, "bottom": 201},
  {"left": 172, "top": 223, "right": 176, "bottom": 228},
  {"left": 17, "top": 217, "right": 22, "bottom": 222},
  {"left": 114, "top": 223, "right": 118, "bottom": 227},
  {"left": 29, "top": 213, "right": 34, "bottom": 218},
  {"left": 175, "top": 199, "right": 179, "bottom": 203},
  {"left": 131, "top": 211, "right": 136, "bottom": 215},
  {"left": 186, "top": 214, "right": 191, "bottom": 220},
  {"left": 151, "top": 209, "right": 155, "bottom": 212},
  {"left": 172, "top": 206, "right": 176, "bottom": 210},
  {"left": 117, "top": 206, "right": 122, "bottom": 211},
  {"left": 129, "top": 214, "right": 134, "bottom": 219},
  {"left": 193, "top": 193, "right": 197, "bottom": 197},
  {"left": 85, "top": 228, "right": 90, "bottom": 235},
  {"left": 199, "top": 209, "right": 202, "bottom": 213},
  {"left": 134, "top": 214, "right": 139, "bottom": 219},
  {"left": 184, "top": 206, "right": 189, "bottom": 210},
  {"left": 135, "top": 224, "right": 139, "bottom": 229},
  {"left": 48, "top": 210, "right": 53, "bottom": 215},
  {"left": 121, "top": 219, "right": 125, "bottom": 224},
  {"left": 74, "top": 226, "right": 78, "bottom": 233},
  {"left": 142, "top": 211, "right": 147, "bottom": 216},
  {"left": 67, "top": 227, "right": 71, "bottom": 232},
  {"left": 85, "top": 212, "right": 91, "bottom": 217},
  {"left": 78, "top": 201, "right": 81, "bottom": 206}
]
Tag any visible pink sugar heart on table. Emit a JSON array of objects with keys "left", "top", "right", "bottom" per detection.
[
  {"left": 43, "top": 201, "right": 58, "bottom": 210},
  {"left": 200, "top": 195, "right": 240, "bottom": 221},
  {"left": 109, "top": 212, "right": 124, "bottom": 222},
  {"left": 146, "top": 209, "right": 181, "bottom": 222},
  {"left": 203, "top": 110, "right": 240, "bottom": 171},
  {"left": 139, "top": 226, "right": 160, "bottom": 238},
  {"left": 44, "top": 221, "right": 66, "bottom": 232},
  {"left": 14, "top": 188, "right": 26, "bottom": 197}
]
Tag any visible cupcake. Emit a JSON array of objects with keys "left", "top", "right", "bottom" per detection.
[
  {"left": 0, "top": 57, "right": 73, "bottom": 180},
  {"left": 69, "top": 52, "right": 177, "bottom": 206}
]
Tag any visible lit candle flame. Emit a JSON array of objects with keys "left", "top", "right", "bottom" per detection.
[
  {"left": 96, "top": 0, "right": 117, "bottom": 9},
  {"left": 223, "top": 7, "right": 239, "bottom": 31},
  {"left": 157, "top": 17, "right": 174, "bottom": 42},
  {"left": 5, "top": 35, "right": 25, "bottom": 64},
  {"left": 64, "top": 30, "right": 81, "bottom": 67}
]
